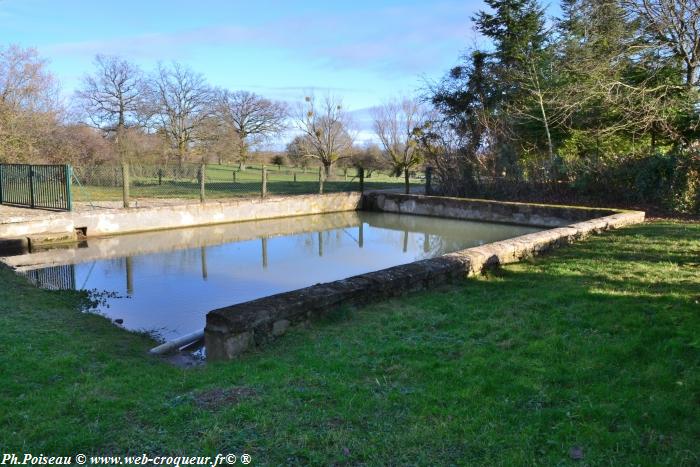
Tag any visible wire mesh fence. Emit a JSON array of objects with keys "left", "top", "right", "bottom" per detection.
[{"left": 71, "top": 163, "right": 425, "bottom": 209}]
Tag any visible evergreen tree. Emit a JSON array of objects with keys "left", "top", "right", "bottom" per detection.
[{"left": 475, "top": 0, "right": 551, "bottom": 177}]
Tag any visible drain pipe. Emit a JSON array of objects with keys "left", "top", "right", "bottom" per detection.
[{"left": 149, "top": 329, "right": 204, "bottom": 355}]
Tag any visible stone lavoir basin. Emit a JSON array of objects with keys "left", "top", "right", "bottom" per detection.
[
  {"left": 7, "top": 210, "right": 540, "bottom": 342},
  {"left": 0, "top": 193, "right": 645, "bottom": 359}
]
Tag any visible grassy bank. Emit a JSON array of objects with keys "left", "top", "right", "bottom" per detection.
[{"left": 1, "top": 221, "right": 698, "bottom": 464}]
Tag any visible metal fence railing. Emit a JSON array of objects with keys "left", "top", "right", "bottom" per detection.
[
  {"left": 21, "top": 264, "right": 76, "bottom": 290},
  {"left": 0, "top": 164, "right": 72, "bottom": 211},
  {"left": 71, "top": 163, "right": 426, "bottom": 208}
]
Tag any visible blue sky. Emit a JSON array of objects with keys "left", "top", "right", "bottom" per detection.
[
  {"left": 1, "top": 0, "right": 488, "bottom": 140},
  {"left": 1, "top": 0, "right": 565, "bottom": 145}
]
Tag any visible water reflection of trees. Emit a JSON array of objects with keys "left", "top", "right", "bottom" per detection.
[
  {"left": 285, "top": 221, "right": 473, "bottom": 260},
  {"left": 22, "top": 216, "right": 530, "bottom": 297},
  {"left": 294, "top": 229, "right": 350, "bottom": 257}
]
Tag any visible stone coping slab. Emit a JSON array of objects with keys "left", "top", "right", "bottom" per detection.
[
  {"left": 205, "top": 195, "right": 644, "bottom": 360},
  {"left": 362, "top": 192, "right": 619, "bottom": 227}
]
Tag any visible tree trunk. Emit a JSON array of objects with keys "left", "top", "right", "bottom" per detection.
[
  {"left": 177, "top": 140, "right": 186, "bottom": 169},
  {"left": 529, "top": 61, "right": 555, "bottom": 179},
  {"left": 177, "top": 153, "right": 184, "bottom": 169},
  {"left": 538, "top": 93, "right": 554, "bottom": 163},
  {"left": 238, "top": 144, "right": 248, "bottom": 171},
  {"left": 686, "top": 62, "right": 699, "bottom": 87}
]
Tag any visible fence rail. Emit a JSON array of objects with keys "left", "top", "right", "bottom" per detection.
[{"left": 0, "top": 164, "right": 72, "bottom": 211}]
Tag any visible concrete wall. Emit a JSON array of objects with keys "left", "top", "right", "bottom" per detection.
[
  {"left": 0, "top": 192, "right": 362, "bottom": 247},
  {"left": 363, "top": 192, "right": 617, "bottom": 227},
  {"left": 205, "top": 196, "right": 644, "bottom": 360}
]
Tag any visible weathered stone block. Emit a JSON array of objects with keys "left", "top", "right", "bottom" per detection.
[
  {"left": 223, "top": 332, "right": 253, "bottom": 359},
  {"left": 27, "top": 231, "right": 78, "bottom": 249},
  {"left": 272, "top": 319, "right": 291, "bottom": 336}
]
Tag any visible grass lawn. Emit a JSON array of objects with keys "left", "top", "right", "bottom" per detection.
[
  {"left": 0, "top": 221, "right": 698, "bottom": 464},
  {"left": 72, "top": 164, "right": 421, "bottom": 202}
]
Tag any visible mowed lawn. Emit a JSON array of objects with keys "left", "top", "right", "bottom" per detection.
[
  {"left": 0, "top": 221, "right": 698, "bottom": 465},
  {"left": 72, "top": 164, "right": 422, "bottom": 202}
]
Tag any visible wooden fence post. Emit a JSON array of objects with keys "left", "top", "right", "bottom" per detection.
[
  {"left": 359, "top": 167, "right": 364, "bottom": 193},
  {"left": 199, "top": 162, "right": 206, "bottom": 203},
  {"left": 261, "top": 166, "right": 268, "bottom": 198},
  {"left": 121, "top": 162, "right": 130, "bottom": 208}
]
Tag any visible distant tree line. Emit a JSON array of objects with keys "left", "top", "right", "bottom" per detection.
[{"left": 0, "top": 44, "right": 422, "bottom": 189}]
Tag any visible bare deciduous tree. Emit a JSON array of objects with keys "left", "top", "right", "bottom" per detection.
[
  {"left": 55, "top": 124, "right": 115, "bottom": 165},
  {"left": 146, "top": 62, "right": 213, "bottom": 166},
  {"left": 216, "top": 90, "right": 287, "bottom": 169},
  {"left": 295, "top": 93, "right": 354, "bottom": 176},
  {"left": 416, "top": 119, "right": 470, "bottom": 195},
  {"left": 623, "top": 0, "right": 700, "bottom": 87},
  {"left": 0, "top": 44, "right": 61, "bottom": 162},
  {"left": 371, "top": 98, "right": 429, "bottom": 193},
  {"left": 286, "top": 134, "right": 313, "bottom": 169},
  {"left": 515, "top": 55, "right": 556, "bottom": 163},
  {"left": 74, "top": 55, "right": 147, "bottom": 163},
  {"left": 75, "top": 55, "right": 145, "bottom": 135},
  {"left": 195, "top": 116, "right": 242, "bottom": 164},
  {"left": 350, "top": 143, "right": 387, "bottom": 176},
  {"left": 0, "top": 44, "right": 58, "bottom": 112}
]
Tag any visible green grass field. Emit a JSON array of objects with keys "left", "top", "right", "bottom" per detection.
[
  {"left": 72, "top": 164, "right": 422, "bottom": 202},
  {"left": 1, "top": 221, "right": 698, "bottom": 464}
]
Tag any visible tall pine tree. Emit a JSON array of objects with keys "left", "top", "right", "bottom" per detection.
[{"left": 474, "top": 0, "right": 550, "bottom": 177}]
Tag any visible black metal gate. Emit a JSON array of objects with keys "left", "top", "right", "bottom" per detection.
[{"left": 0, "top": 164, "right": 73, "bottom": 211}]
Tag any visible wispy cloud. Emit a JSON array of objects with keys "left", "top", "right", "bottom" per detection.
[{"left": 43, "top": 1, "right": 478, "bottom": 76}]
